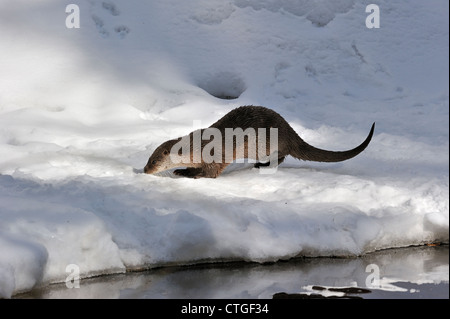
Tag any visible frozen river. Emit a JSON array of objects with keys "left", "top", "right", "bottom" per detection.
[{"left": 16, "top": 245, "right": 448, "bottom": 299}]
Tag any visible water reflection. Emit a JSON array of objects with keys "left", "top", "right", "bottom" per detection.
[{"left": 18, "top": 245, "right": 448, "bottom": 299}]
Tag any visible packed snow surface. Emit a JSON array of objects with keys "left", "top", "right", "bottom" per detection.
[{"left": 0, "top": 0, "right": 448, "bottom": 297}]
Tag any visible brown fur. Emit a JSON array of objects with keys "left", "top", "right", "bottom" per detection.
[{"left": 144, "top": 105, "right": 375, "bottom": 178}]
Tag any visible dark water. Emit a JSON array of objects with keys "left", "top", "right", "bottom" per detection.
[{"left": 16, "top": 245, "right": 448, "bottom": 299}]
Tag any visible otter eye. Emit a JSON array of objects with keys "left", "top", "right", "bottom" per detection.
[
  {"left": 151, "top": 160, "right": 157, "bottom": 165},
  {"left": 163, "top": 150, "right": 169, "bottom": 155}
]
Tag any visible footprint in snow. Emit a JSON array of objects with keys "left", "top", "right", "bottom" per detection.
[
  {"left": 90, "top": 1, "right": 130, "bottom": 39},
  {"left": 114, "top": 25, "right": 130, "bottom": 39},
  {"left": 102, "top": 1, "right": 120, "bottom": 16}
]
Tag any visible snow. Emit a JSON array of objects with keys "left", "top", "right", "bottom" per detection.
[{"left": 0, "top": 0, "right": 448, "bottom": 298}]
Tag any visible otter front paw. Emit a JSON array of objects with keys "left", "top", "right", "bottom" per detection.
[
  {"left": 254, "top": 162, "right": 270, "bottom": 168},
  {"left": 174, "top": 168, "right": 203, "bottom": 179}
]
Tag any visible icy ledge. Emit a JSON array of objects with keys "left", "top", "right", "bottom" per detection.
[{"left": 1, "top": 170, "right": 447, "bottom": 298}]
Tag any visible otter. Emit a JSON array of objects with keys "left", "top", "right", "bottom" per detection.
[{"left": 144, "top": 105, "right": 375, "bottom": 178}]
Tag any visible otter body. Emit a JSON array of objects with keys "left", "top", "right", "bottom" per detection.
[{"left": 144, "top": 106, "right": 375, "bottom": 178}]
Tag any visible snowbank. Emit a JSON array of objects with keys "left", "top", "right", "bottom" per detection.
[{"left": 0, "top": 0, "right": 448, "bottom": 297}]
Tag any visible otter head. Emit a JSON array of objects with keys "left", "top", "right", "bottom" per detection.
[
  {"left": 144, "top": 140, "right": 176, "bottom": 174},
  {"left": 144, "top": 138, "right": 190, "bottom": 174}
]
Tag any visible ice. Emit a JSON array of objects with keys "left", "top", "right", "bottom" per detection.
[{"left": 0, "top": 0, "right": 448, "bottom": 298}]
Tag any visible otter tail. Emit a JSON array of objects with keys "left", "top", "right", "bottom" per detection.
[{"left": 291, "top": 123, "right": 375, "bottom": 162}]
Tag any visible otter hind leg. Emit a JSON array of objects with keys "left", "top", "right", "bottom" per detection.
[{"left": 254, "top": 156, "right": 285, "bottom": 168}]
